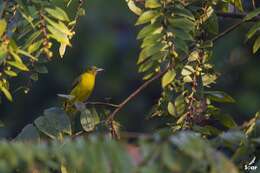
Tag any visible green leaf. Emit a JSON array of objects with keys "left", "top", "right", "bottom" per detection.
[
  {"left": 173, "top": 6, "right": 195, "bottom": 21},
  {"left": 136, "top": 10, "right": 160, "bottom": 25},
  {"left": 181, "top": 65, "right": 194, "bottom": 76},
  {"left": 137, "top": 43, "right": 164, "bottom": 64},
  {"left": 145, "top": 0, "right": 161, "bottom": 8},
  {"left": 30, "top": 73, "right": 39, "bottom": 81},
  {"left": 174, "top": 37, "right": 188, "bottom": 54},
  {"left": 59, "top": 43, "right": 67, "bottom": 58},
  {"left": 127, "top": 0, "right": 142, "bottom": 15},
  {"left": 0, "top": 45, "right": 7, "bottom": 64},
  {"left": 4, "top": 70, "right": 17, "bottom": 77},
  {"left": 244, "top": 8, "right": 260, "bottom": 21},
  {"left": 253, "top": 36, "right": 260, "bottom": 53},
  {"left": 80, "top": 109, "right": 100, "bottom": 132},
  {"left": 206, "top": 149, "right": 239, "bottom": 173},
  {"left": 212, "top": 113, "right": 237, "bottom": 128},
  {"left": 141, "top": 33, "right": 163, "bottom": 48},
  {"left": 183, "top": 75, "right": 193, "bottom": 83},
  {"left": 204, "top": 12, "right": 219, "bottom": 35},
  {"left": 15, "top": 124, "right": 40, "bottom": 142},
  {"left": 217, "top": 131, "right": 246, "bottom": 150},
  {"left": 138, "top": 58, "right": 155, "bottom": 73},
  {"left": 17, "top": 49, "right": 38, "bottom": 61},
  {"left": 137, "top": 23, "right": 161, "bottom": 40},
  {"left": 34, "top": 65, "right": 48, "bottom": 74},
  {"left": 47, "top": 25, "right": 71, "bottom": 46},
  {"left": 188, "top": 51, "right": 199, "bottom": 62},
  {"left": 168, "top": 102, "right": 176, "bottom": 116},
  {"left": 172, "top": 28, "right": 193, "bottom": 41},
  {"left": 27, "top": 40, "right": 43, "bottom": 54},
  {"left": 204, "top": 91, "right": 235, "bottom": 103},
  {"left": 0, "top": 19, "right": 7, "bottom": 37},
  {"left": 233, "top": 0, "right": 243, "bottom": 11},
  {"left": 34, "top": 107, "right": 71, "bottom": 139},
  {"left": 162, "top": 144, "right": 181, "bottom": 172},
  {"left": 168, "top": 17, "right": 194, "bottom": 32},
  {"left": 202, "top": 74, "right": 217, "bottom": 86},
  {"left": 44, "top": 16, "right": 73, "bottom": 36},
  {"left": 7, "top": 60, "right": 29, "bottom": 71},
  {"left": 192, "top": 125, "right": 221, "bottom": 136},
  {"left": 246, "top": 22, "right": 260, "bottom": 40},
  {"left": 162, "top": 70, "right": 176, "bottom": 88},
  {"left": 170, "top": 132, "right": 207, "bottom": 160},
  {"left": 0, "top": 84, "right": 13, "bottom": 102},
  {"left": 45, "top": 7, "right": 69, "bottom": 21}
]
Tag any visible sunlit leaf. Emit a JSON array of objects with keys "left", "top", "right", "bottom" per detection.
[
  {"left": 145, "top": 0, "right": 161, "bottom": 8},
  {"left": 0, "top": 19, "right": 7, "bottom": 37},
  {"left": 127, "top": 0, "right": 142, "bottom": 15},
  {"left": 136, "top": 10, "right": 160, "bottom": 25},
  {"left": 45, "top": 7, "right": 69, "bottom": 21},
  {"left": 162, "top": 70, "right": 176, "bottom": 88}
]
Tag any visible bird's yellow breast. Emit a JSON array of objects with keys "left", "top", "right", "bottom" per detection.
[{"left": 70, "top": 73, "right": 96, "bottom": 102}]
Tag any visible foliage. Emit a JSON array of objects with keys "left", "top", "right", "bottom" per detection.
[
  {"left": 2, "top": 130, "right": 259, "bottom": 173},
  {"left": 0, "top": 0, "right": 85, "bottom": 102},
  {"left": 0, "top": 0, "right": 260, "bottom": 172}
]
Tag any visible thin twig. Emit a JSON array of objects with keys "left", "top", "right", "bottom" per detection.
[
  {"left": 106, "top": 65, "right": 171, "bottom": 123},
  {"left": 212, "top": 21, "right": 243, "bottom": 42},
  {"left": 85, "top": 101, "right": 119, "bottom": 108},
  {"left": 70, "top": 0, "right": 85, "bottom": 31},
  {"left": 252, "top": 0, "right": 256, "bottom": 10}
]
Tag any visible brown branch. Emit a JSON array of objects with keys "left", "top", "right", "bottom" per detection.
[
  {"left": 212, "top": 21, "right": 243, "bottom": 42},
  {"left": 70, "top": 0, "right": 85, "bottom": 31},
  {"left": 85, "top": 101, "right": 119, "bottom": 108},
  {"left": 252, "top": 0, "right": 256, "bottom": 10},
  {"left": 106, "top": 64, "right": 170, "bottom": 123}
]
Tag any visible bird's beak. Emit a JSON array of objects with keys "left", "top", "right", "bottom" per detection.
[{"left": 96, "top": 68, "right": 104, "bottom": 72}]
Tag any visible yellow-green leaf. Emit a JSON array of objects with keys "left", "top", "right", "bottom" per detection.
[
  {"left": 0, "top": 19, "right": 7, "bottom": 37},
  {"left": 45, "top": 7, "right": 69, "bottom": 21},
  {"left": 145, "top": 0, "right": 161, "bottom": 8},
  {"left": 244, "top": 8, "right": 260, "bottom": 21},
  {"left": 162, "top": 70, "right": 176, "bottom": 88},
  {"left": 59, "top": 43, "right": 67, "bottom": 58},
  {"left": 136, "top": 10, "right": 160, "bottom": 25},
  {"left": 7, "top": 61, "right": 29, "bottom": 71},
  {"left": 0, "top": 85, "right": 13, "bottom": 102},
  {"left": 253, "top": 36, "right": 260, "bottom": 53},
  {"left": 127, "top": 0, "right": 142, "bottom": 15}
]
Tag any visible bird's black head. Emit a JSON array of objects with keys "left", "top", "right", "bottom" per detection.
[{"left": 86, "top": 66, "right": 104, "bottom": 75}]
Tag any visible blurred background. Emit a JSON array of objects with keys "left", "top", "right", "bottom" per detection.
[{"left": 0, "top": 0, "right": 260, "bottom": 138}]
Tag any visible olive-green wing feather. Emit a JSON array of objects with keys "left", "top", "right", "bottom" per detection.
[{"left": 70, "top": 75, "right": 82, "bottom": 91}]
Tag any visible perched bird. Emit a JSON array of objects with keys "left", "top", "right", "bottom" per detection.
[{"left": 64, "top": 66, "right": 104, "bottom": 110}]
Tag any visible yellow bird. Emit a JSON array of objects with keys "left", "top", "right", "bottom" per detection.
[{"left": 65, "top": 66, "right": 104, "bottom": 110}]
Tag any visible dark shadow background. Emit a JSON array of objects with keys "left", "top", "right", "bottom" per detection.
[{"left": 0, "top": 0, "right": 260, "bottom": 138}]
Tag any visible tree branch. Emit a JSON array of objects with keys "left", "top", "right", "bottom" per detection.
[
  {"left": 212, "top": 21, "right": 244, "bottom": 42},
  {"left": 106, "top": 65, "right": 170, "bottom": 123},
  {"left": 85, "top": 101, "right": 119, "bottom": 108}
]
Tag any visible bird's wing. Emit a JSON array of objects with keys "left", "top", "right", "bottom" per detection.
[{"left": 71, "top": 75, "right": 82, "bottom": 90}]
